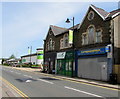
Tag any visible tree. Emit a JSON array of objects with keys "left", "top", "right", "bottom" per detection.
[
  {"left": 9, "top": 54, "right": 16, "bottom": 59},
  {"left": 2, "top": 58, "right": 5, "bottom": 64}
]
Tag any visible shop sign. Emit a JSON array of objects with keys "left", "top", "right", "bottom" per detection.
[
  {"left": 57, "top": 52, "right": 66, "bottom": 59},
  {"left": 69, "top": 30, "right": 73, "bottom": 44},
  {"left": 106, "top": 44, "right": 112, "bottom": 58},
  {"left": 66, "top": 51, "right": 74, "bottom": 59},
  {"left": 37, "top": 55, "right": 43, "bottom": 59},
  {"left": 77, "top": 48, "right": 106, "bottom": 56}
]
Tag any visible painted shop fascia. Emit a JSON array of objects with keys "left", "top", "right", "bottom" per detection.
[
  {"left": 76, "top": 46, "right": 113, "bottom": 81},
  {"left": 56, "top": 50, "right": 75, "bottom": 77}
]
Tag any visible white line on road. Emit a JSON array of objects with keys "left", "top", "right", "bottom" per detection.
[
  {"left": 15, "top": 72, "right": 21, "bottom": 75},
  {"left": 23, "top": 74, "right": 33, "bottom": 78},
  {"left": 37, "top": 79, "right": 54, "bottom": 84},
  {"left": 64, "top": 86, "right": 103, "bottom": 98}
]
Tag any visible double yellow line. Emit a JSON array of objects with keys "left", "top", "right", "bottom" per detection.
[{"left": 0, "top": 76, "right": 30, "bottom": 99}]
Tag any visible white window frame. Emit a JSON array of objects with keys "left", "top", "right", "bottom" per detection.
[
  {"left": 87, "top": 25, "right": 95, "bottom": 44},
  {"left": 96, "top": 29, "right": 102, "bottom": 43},
  {"left": 60, "top": 38, "right": 64, "bottom": 49},
  {"left": 63, "top": 34, "right": 69, "bottom": 48},
  {"left": 82, "top": 32, "right": 88, "bottom": 45}
]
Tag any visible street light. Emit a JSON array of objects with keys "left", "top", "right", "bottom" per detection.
[
  {"left": 28, "top": 46, "right": 32, "bottom": 66},
  {"left": 65, "top": 17, "right": 75, "bottom": 77}
]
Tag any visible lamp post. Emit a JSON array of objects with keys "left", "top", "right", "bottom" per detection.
[
  {"left": 65, "top": 17, "right": 75, "bottom": 77},
  {"left": 28, "top": 46, "right": 32, "bottom": 66}
]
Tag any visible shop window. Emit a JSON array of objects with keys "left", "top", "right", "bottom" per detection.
[
  {"left": 87, "top": 25, "right": 95, "bottom": 44},
  {"left": 96, "top": 29, "right": 102, "bottom": 43},
  {"left": 66, "top": 62, "right": 69, "bottom": 71},
  {"left": 69, "top": 61, "right": 72, "bottom": 71},
  {"left": 82, "top": 33, "right": 88, "bottom": 45}
]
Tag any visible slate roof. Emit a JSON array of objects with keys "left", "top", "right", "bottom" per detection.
[
  {"left": 107, "top": 9, "right": 120, "bottom": 18},
  {"left": 63, "top": 24, "right": 80, "bottom": 33},
  {"left": 50, "top": 25, "right": 67, "bottom": 36},
  {"left": 90, "top": 4, "right": 109, "bottom": 19}
]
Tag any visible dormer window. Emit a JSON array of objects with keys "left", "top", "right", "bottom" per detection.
[{"left": 88, "top": 11, "right": 94, "bottom": 21}]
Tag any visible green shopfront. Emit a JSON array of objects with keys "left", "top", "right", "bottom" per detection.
[{"left": 56, "top": 51, "right": 75, "bottom": 77}]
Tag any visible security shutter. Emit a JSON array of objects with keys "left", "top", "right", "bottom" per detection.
[{"left": 78, "top": 56, "right": 108, "bottom": 81}]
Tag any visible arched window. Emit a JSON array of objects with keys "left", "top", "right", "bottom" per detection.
[
  {"left": 88, "top": 25, "right": 95, "bottom": 44},
  {"left": 52, "top": 41, "right": 55, "bottom": 50},
  {"left": 64, "top": 34, "right": 68, "bottom": 48},
  {"left": 60, "top": 38, "right": 64, "bottom": 49},
  {"left": 49, "top": 38, "right": 52, "bottom": 50},
  {"left": 47, "top": 42, "right": 49, "bottom": 51},
  {"left": 82, "top": 33, "right": 88, "bottom": 45}
]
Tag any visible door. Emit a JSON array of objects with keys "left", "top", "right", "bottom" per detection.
[{"left": 101, "top": 62, "right": 108, "bottom": 81}]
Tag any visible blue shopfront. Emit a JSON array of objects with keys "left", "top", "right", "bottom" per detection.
[{"left": 76, "top": 47, "right": 112, "bottom": 81}]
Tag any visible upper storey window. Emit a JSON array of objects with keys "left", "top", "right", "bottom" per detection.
[
  {"left": 82, "top": 33, "right": 88, "bottom": 45},
  {"left": 49, "top": 38, "right": 53, "bottom": 50},
  {"left": 64, "top": 34, "right": 69, "bottom": 48},
  {"left": 88, "top": 25, "right": 95, "bottom": 44},
  {"left": 46, "top": 38, "right": 55, "bottom": 51},
  {"left": 96, "top": 29, "right": 102, "bottom": 43},
  {"left": 60, "top": 38, "right": 64, "bottom": 49}
]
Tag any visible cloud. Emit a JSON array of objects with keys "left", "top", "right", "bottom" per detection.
[{"left": 2, "top": 2, "right": 85, "bottom": 58}]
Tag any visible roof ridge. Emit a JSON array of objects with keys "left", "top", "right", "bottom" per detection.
[
  {"left": 50, "top": 25, "right": 67, "bottom": 29},
  {"left": 90, "top": 4, "right": 107, "bottom": 12}
]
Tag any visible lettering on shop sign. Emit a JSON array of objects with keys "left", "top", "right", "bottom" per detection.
[
  {"left": 57, "top": 52, "right": 66, "bottom": 59},
  {"left": 78, "top": 48, "right": 106, "bottom": 56}
]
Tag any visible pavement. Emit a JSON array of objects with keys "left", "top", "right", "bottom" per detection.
[
  {"left": 9, "top": 66, "right": 120, "bottom": 90},
  {"left": 0, "top": 76, "right": 21, "bottom": 98}
]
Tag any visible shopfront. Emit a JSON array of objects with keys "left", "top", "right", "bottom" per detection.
[
  {"left": 77, "top": 47, "right": 111, "bottom": 81},
  {"left": 44, "top": 52, "right": 56, "bottom": 73},
  {"left": 56, "top": 51, "right": 75, "bottom": 77}
]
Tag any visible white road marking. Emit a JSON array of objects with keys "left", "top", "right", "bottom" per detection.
[
  {"left": 25, "top": 80, "right": 32, "bottom": 83},
  {"left": 37, "top": 79, "right": 54, "bottom": 84},
  {"left": 64, "top": 86, "right": 103, "bottom": 98},
  {"left": 23, "top": 74, "right": 33, "bottom": 78},
  {"left": 15, "top": 72, "right": 21, "bottom": 75},
  {"left": 10, "top": 71, "right": 13, "bottom": 72}
]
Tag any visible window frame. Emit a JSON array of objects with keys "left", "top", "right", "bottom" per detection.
[
  {"left": 95, "top": 29, "right": 102, "bottom": 43},
  {"left": 63, "top": 34, "right": 69, "bottom": 48},
  {"left": 82, "top": 32, "right": 88, "bottom": 45},
  {"left": 87, "top": 25, "right": 96, "bottom": 44}
]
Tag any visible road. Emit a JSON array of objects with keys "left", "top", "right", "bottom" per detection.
[{"left": 1, "top": 65, "right": 119, "bottom": 98}]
